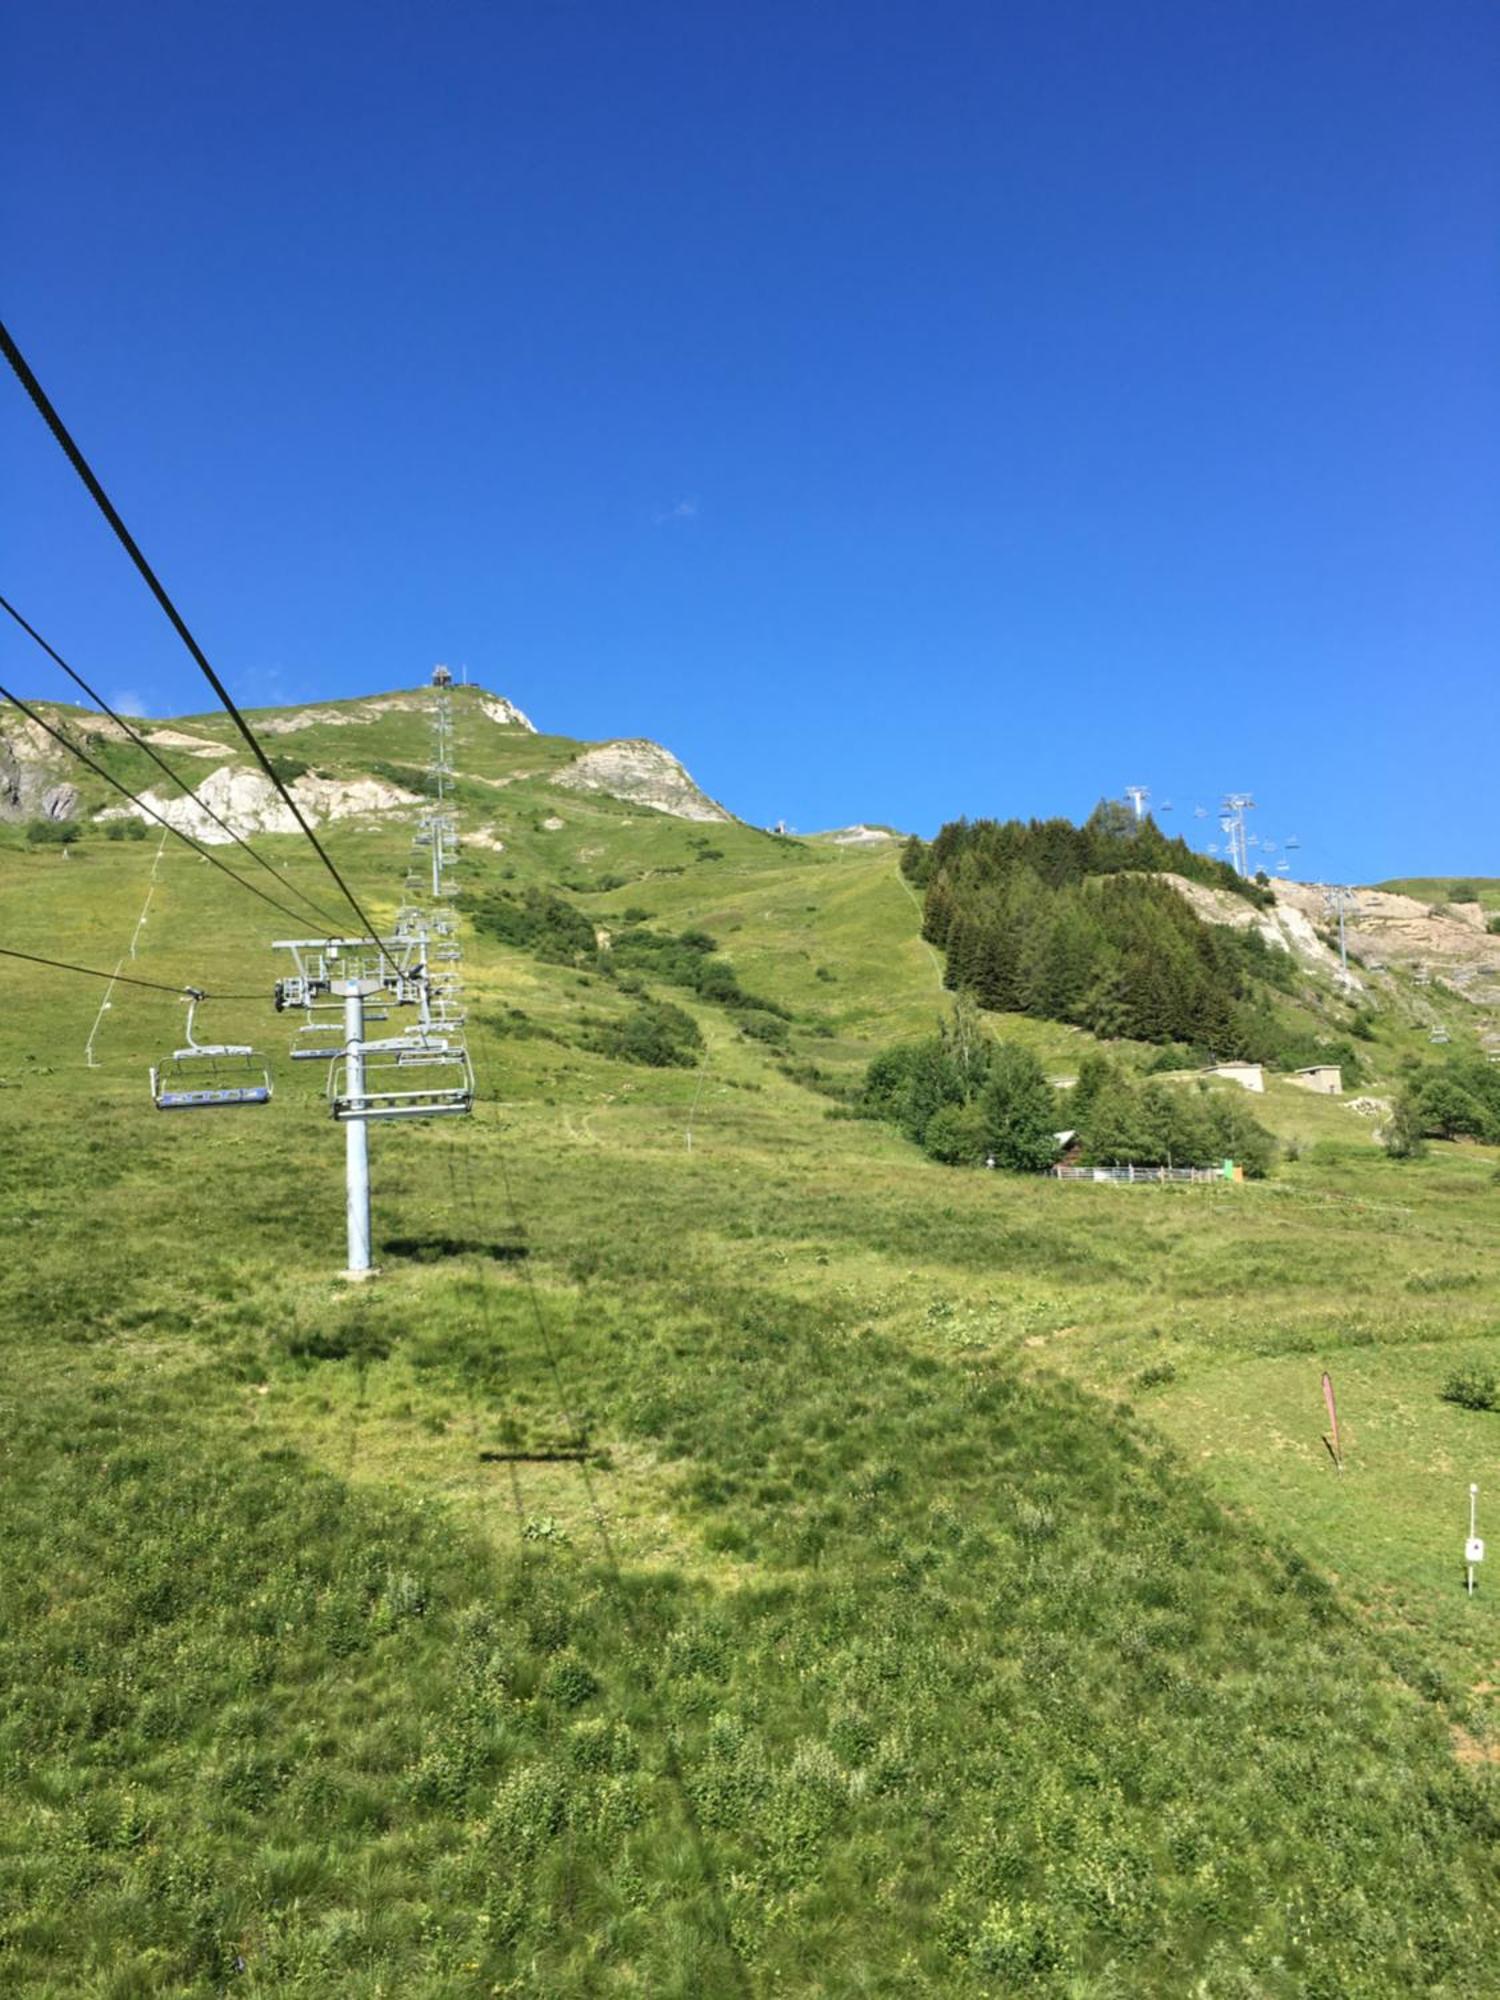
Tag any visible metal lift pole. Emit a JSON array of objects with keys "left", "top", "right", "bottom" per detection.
[{"left": 342, "top": 980, "right": 373, "bottom": 1277}]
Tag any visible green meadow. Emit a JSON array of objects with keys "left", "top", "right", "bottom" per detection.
[{"left": 1, "top": 689, "right": 1497, "bottom": 1995}]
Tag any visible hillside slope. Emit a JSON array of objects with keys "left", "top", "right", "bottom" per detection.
[{"left": 0, "top": 684, "right": 1497, "bottom": 1995}]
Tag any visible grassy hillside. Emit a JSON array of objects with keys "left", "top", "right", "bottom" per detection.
[
  {"left": 1378, "top": 877, "right": 1500, "bottom": 918},
  {"left": 1, "top": 695, "right": 1498, "bottom": 1995}
]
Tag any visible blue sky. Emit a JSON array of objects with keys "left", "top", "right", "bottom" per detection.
[{"left": 3, "top": 0, "right": 1496, "bottom": 881}]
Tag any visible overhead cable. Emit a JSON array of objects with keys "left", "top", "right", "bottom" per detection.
[
  {"left": 0, "top": 592, "right": 351, "bottom": 936},
  {"left": 0, "top": 316, "right": 395, "bottom": 967},
  {"left": 0, "top": 943, "right": 256, "bottom": 1000},
  {"left": 0, "top": 681, "right": 336, "bottom": 932}
]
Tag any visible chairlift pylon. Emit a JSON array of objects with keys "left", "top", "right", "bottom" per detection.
[{"left": 151, "top": 993, "right": 272, "bottom": 1110}]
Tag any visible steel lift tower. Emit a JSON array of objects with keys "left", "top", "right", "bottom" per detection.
[
  {"left": 1220, "top": 794, "right": 1256, "bottom": 875},
  {"left": 1323, "top": 885, "right": 1359, "bottom": 974}
]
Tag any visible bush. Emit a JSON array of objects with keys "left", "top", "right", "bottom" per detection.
[
  {"left": 588, "top": 1000, "right": 702, "bottom": 1069},
  {"left": 26, "top": 819, "right": 79, "bottom": 846},
  {"left": 1440, "top": 1365, "right": 1498, "bottom": 1413},
  {"left": 734, "top": 1010, "right": 790, "bottom": 1048},
  {"left": 1382, "top": 1093, "right": 1429, "bottom": 1161},
  {"left": 923, "top": 1102, "right": 989, "bottom": 1166},
  {"left": 466, "top": 886, "right": 599, "bottom": 966}
]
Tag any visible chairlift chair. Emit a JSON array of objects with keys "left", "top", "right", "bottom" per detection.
[
  {"left": 151, "top": 994, "right": 272, "bottom": 1109},
  {"left": 328, "top": 1036, "right": 474, "bottom": 1121}
]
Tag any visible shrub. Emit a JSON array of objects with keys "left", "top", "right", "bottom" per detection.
[
  {"left": 735, "top": 1010, "right": 790, "bottom": 1047},
  {"left": 1382, "top": 1093, "right": 1428, "bottom": 1160},
  {"left": 589, "top": 1000, "right": 702, "bottom": 1068},
  {"left": 923, "top": 1102, "right": 989, "bottom": 1166},
  {"left": 1441, "top": 1365, "right": 1498, "bottom": 1413},
  {"left": 26, "top": 818, "right": 79, "bottom": 846},
  {"left": 466, "top": 886, "right": 598, "bottom": 965}
]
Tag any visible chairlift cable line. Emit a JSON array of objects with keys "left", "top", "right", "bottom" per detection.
[
  {"left": 0, "top": 681, "right": 327, "bottom": 932},
  {"left": 0, "top": 944, "right": 258, "bottom": 1000},
  {"left": 0, "top": 592, "right": 352, "bottom": 936},
  {"left": 0, "top": 316, "right": 396, "bottom": 970}
]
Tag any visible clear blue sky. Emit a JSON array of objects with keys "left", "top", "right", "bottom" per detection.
[{"left": 3, "top": 0, "right": 1496, "bottom": 882}]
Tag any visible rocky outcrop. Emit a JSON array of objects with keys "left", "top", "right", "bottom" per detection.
[
  {"left": 553, "top": 740, "right": 729, "bottom": 822},
  {"left": 478, "top": 695, "right": 536, "bottom": 733},
  {"left": 1274, "top": 880, "right": 1500, "bottom": 982},
  {"left": 252, "top": 688, "right": 537, "bottom": 736},
  {"left": 1160, "top": 874, "right": 1352, "bottom": 982},
  {"left": 144, "top": 728, "right": 229, "bottom": 757},
  {"left": 99, "top": 765, "right": 421, "bottom": 842},
  {"left": 818, "top": 825, "right": 896, "bottom": 846},
  {"left": 0, "top": 713, "right": 69, "bottom": 819},
  {"left": 41, "top": 784, "right": 79, "bottom": 821}
]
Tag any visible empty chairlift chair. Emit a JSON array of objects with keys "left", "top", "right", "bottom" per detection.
[
  {"left": 151, "top": 994, "right": 272, "bottom": 1110},
  {"left": 327, "top": 1032, "right": 474, "bottom": 1121}
]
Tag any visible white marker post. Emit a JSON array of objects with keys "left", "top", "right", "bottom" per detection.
[{"left": 1465, "top": 1484, "right": 1484, "bottom": 1598}]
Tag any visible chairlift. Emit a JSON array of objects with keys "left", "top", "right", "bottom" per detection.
[
  {"left": 1429, "top": 1028, "right": 1450, "bottom": 1044},
  {"left": 328, "top": 1035, "right": 474, "bottom": 1121},
  {"left": 151, "top": 994, "right": 272, "bottom": 1110},
  {"left": 290, "top": 1000, "right": 389, "bottom": 1059}
]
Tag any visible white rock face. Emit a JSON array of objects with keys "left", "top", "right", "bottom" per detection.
[
  {"left": 478, "top": 695, "right": 536, "bottom": 733},
  {"left": 100, "top": 764, "right": 420, "bottom": 842},
  {"left": 145, "top": 729, "right": 229, "bottom": 756},
  {"left": 820, "top": 825, "right": 896, "bottom": 846},
  {"left": 251, "top": 689, "right": 537, "bottom": 735},
  {"left": 554, "top": 740, "right": 729, "bottom": 822},
  {"left": 1160, "top": 873, "right": 1353, "bottom": 982},
  {"left": 254, "top": 694, "right": 429, "bottom": 735}
]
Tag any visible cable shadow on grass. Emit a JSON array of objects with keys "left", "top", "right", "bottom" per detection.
[{"left": 381, "top": 1233, "right": 529, "bottom": 1264}]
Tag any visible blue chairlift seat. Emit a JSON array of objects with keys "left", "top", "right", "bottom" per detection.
[{"left": 151, "top": 997, "right": 272, "bottom": 1110}]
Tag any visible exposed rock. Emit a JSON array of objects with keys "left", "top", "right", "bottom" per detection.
[
  {"left": 0, "top": 713, "right": 68, "bottom": 819},
  {"left": 254, "top": 693, "right": 429, "bottom": 735},
  {"left": 252, "top": 688, "right": 537, "bottom": 736},
  {"left": 818, "top": 825, "right": 896, "bottom": 846},
  {"left": 478, "top": 695, "right": 537, "bottom": 733},
  {"left": 99, "top": 764, "right": 420, "bottom": 842},
  {"left": 1275, "top": 880, "right": 1500, "bottom": 987},
  {"left": 467, "top": 826, "right": 506, "bottom": 851},
  {"left": 541, "top": 815, "right": 565, "bottom": 831},
  {"left": 1159, "top": 874, "right": 1353, "bottom": 984},
  {"left": 41, "top": 784, "right": 79, "bottom": 821},
  {"left": 145, "top": 728, "right": 229, "bottom": 756},
  {"left": 554, "top": 740, "right": 729, "bottom": 822}
]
